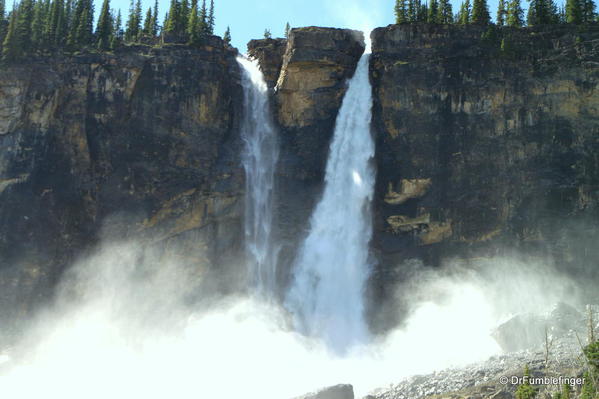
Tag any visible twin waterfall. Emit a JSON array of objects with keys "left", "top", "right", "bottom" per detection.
[
  {"left": 238, "top": 57, "right": 280, "bottom": 298},
  {"left": 286, "top": 52, "right": 375, "bottom": 352},
  {"left": 238, "top": 44, "right": 375, "bottom": 353}
]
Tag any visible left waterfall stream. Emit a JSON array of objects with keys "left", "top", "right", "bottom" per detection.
[{"left": 237, "top": 56, "right": 280, "bottom": 300}]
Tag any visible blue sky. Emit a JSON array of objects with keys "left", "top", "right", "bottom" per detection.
[{"left": 106, "top": 0, "right": 518, "bottom": 51}]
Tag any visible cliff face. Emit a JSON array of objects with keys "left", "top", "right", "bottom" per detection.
[
  {"left": 369, "top": 24, "right": 599, "bottom": 326},
  {"left": 1, "top": 24, "right": 598, "bottom": 334},
  {"left": 275, "top": 27, "right": 365, "bottom": 180},
  {"left": 0, "top": 38, "right": 245, "bottom": 327}
]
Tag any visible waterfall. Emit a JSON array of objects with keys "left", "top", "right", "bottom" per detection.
[
  {"left": 237, "top": 57, "right": 280, "bottom": 299},
  {"left": 285, "top": 48, "right": 375, "bottom": 353}
]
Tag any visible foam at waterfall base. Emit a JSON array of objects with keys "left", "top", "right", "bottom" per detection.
[{"left": 0, "top": 242, "right": 585, "bottom": 399}]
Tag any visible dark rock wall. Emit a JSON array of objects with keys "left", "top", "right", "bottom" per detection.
[
  {"left": 369, "top": 24, "right": 599, "bottom": 330},
  {"left": 0, "top": 38, "right": 245, "bottom": 328}
]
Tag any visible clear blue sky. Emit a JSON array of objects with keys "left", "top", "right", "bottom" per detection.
[{"left": 106, "top": 0, "right": 524, "bottom": 51}]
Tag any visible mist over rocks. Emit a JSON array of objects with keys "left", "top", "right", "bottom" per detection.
[{"left": 296, "top": 384, "right": 355, "bottom": 399}]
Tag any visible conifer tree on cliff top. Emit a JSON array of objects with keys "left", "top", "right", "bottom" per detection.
[
  {"left": 2, "top": 8, "right": 21, "bottom": 61},
  {"left": 507, "top": 0, "right": 525, "bottom": 26},
  {"left": 395, "top": 0, "right": 409, "bottom": 23},
  {"left": 497, "top": 0, "right": 507, "bottom": 24},
  {"left": 95, "top": 0, "right": 112, "bottom": 49},
  {"left": 471, "top": 0, "right": 491, "bottom": 23}
]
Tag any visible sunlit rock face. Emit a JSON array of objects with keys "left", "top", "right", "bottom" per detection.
[
  {"left": 369, "top": 23, "right": 599, "bottom": 330},
  {"left": 0, "top": 37, "right": 245, "bottom": 330},
  {"left": 247, "top": 38, "right": 287, "bottom": 89},
  {"left": 275, "top": 27, "right": 365, "bottom": 181}
]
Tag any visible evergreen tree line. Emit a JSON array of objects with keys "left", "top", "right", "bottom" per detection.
[
  {"left": 0, "top": 0, "right": 220, "bottom": 62},
  {"left": 395, "top": 0, "right": 597, "bottom": 27}
]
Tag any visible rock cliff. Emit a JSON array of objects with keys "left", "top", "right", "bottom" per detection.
[
  {"left": 0, "top": 37, "right": 245, "bottom": 331},
  {"left": 1, "top": 24, "right": 598, "bottom": 337},
  {"left": 369, "top": 24, "right": 599, "bottom": 329}
]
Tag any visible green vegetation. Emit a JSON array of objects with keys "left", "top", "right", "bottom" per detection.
[
  {"left": 553, "top": 384, "right": 572, "bottom": 399},
  {"left": 516, "top": 366, "right": 538, "bottom": 399},
  {"left": 0, "top": 0, "right": 219, "bottom": 62},
  {"left": 395, "top": 0, "right": 455, "bottom": 23},
  {"left": 394, "top": 0, "right": 596, "bottom": 26},
  {"left": 223, "top": 25, "right": 230, "bottom": 45}
]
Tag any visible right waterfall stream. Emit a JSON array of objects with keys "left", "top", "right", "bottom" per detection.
[{"left": 285, "top": 45, "right": 376, "bottom": 354}]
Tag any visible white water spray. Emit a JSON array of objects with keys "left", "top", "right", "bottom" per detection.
[
  {"left": 237, "top": 57, "right": 280, "bottom": 298},
  {"left": 286, "top": 47, "right": 375, "bottom": 353}
]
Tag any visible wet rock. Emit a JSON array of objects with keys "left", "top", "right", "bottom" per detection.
[{"left": 492, "top": 302, "right": 586, "bottom": 352}]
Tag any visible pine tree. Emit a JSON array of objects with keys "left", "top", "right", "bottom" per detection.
[
  {"left": 17, "top": 0, "right": 35, "bottom": 52},
  {"left": 472, "top": 0, "right": 491, "bottom": 23},
  {"left": 437, "top": 0, "right": 453, "bottom": 23},
  {"left": 67, "top": 0, "right": 90, "bottom": 48},
  {"left": 284, "top": 21, "right": 290, "bottom": 37},
  {"left": 496, "top": 0, "right": 507, "bottom": 24},
  {"left": 3, "top": 6, "right": 21, "bottom": 60},
  {"left": 178, "top": 0, "right": 188, "bottom": 33},
  {"left": 263, "top": 28, "right": 271, "bottom": 39},
  {"left": 427, "top": 0, "right": 439, "bottom": 22},
  {"left": 95, "top": 0, "right": 111, "bottom": 49},
  {"left": 457, "top": 0, "right": 471, "bottom": 23},
  {"left": 0, "top": 0, "right": 5, "bottom": 20},
  {"left": 506, "top": 0, "right": 524, "bottom": 26},
  {"left": 31, "top": 0, "right": 46, "bottom": 48},
  {"left": 566, "top": 0, "right": 583, "bottom": 22},
  {"left": 142, "top": 6, "right": 151, "bottom": 35},
  {"left": 111, "top": 7, "right": 122, "bottom": 45},
  {"left": 548, "top": 0, "right": 560, "bottom": 23},
  {"left": 187, "top": 0, "right": 200, "bottom": 44},
  {"left": 63, "top": 0, "right": 72, "bottom": 30},
  {"left": 418, "top": 1, "right": 428, "bottom": 20},
  {"left": 207, "top": 0, "right": 213, "bottom": 34},
  {"left": 74, "top": 5, "right": 90, "bottom": 46},
  {"left": 408, "top": 0, "right": 417, "bottom": 21},
  {"left": 528, "top": 0, "right": 557, "bottom": 24},
  {"left": 582, "top": 0, "right": 596, "bottom": 22},
  {"left": 125, "top": 0, "right": 141, "bottom": 41},
  {"left": 151, "top": 0, "right": 158, "bottom": 35},
  {"left": 395, "top": 0, "right": 409, "bottom": 23},
  {"left": 52, "top": 0, "right": 67, "bottom": 46},
  {"left": 223, "top": 25, "right": 230, "bottom": 45},
  {"left": 198, "top": 0, "right": 207, "bottom": 33},
  {"left": 164, "top": 0, "right": 178, "bottom": 33}
]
